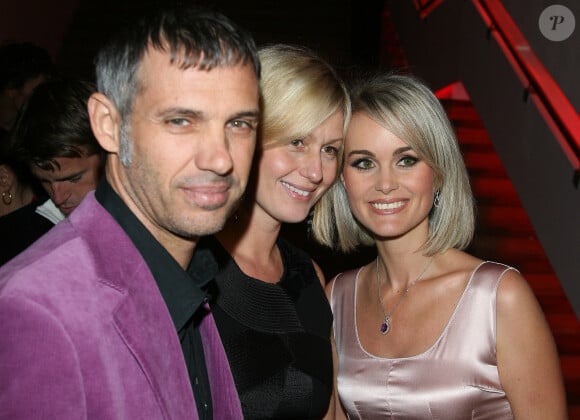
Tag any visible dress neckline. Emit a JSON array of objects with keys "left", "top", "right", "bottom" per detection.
[{"left": 353, "top": 261, "right": 487, "bottom": 360}]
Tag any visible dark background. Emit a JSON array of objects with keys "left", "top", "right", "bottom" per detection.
[{"left": 1, "top": 0, "right": 387, "bottom": 82}]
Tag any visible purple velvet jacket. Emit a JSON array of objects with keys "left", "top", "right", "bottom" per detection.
[{"left": 0, "top": 193, "right": 242, "bottom": 419}]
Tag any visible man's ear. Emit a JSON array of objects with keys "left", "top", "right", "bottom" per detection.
[{"left": 87, "top": 92, "right": 121, "bottom": 154}]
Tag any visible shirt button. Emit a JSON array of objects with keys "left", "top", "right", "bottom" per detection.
[{"left": 195, "top": 377, "right": 199, "bottom": 385}]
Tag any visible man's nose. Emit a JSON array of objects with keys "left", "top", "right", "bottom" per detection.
[
  {"left": 50, "top": 182, "right": 71, "bottom": 205},
  {"left": 194, "top": 129, "right": 234, "bottom": 176}
]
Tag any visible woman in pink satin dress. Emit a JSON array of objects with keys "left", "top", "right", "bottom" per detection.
[{"left": 313, "top": 73, "right": 566, "bottom": 419}]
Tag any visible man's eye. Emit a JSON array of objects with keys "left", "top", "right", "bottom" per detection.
[
  {"left": 229, "top": 119, "right": 256, "bottom": 132},
  {"left": 231, "top": 120, "right": 248, "bottom": 128},
  {"left": 167, "top": 118, "right": 189, "bottom": 126}
]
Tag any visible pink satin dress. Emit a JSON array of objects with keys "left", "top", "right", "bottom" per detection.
[{"left": 329, "top": 261, "right": 515, "bottom": 419}]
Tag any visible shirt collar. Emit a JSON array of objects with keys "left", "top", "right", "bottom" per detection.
[{"left": 95, "top": 179, "right": 218, "bottom": 331}]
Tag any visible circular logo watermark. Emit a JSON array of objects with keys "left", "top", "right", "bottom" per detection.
[{"left": 539, "top": 5, "right": 575, "bottom": 41}]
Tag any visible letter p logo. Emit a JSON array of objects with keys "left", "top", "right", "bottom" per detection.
[{"left": 539, "top": 5, "right": 575, "bottom": 41}]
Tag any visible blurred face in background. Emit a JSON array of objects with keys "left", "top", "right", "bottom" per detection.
[{"left": 31, "top": 149, "right": 102, "bottom": 215}]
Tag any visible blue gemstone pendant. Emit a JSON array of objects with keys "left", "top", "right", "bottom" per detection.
[{"left": 380, "top": 316, "right": 391, "bottom": 335}]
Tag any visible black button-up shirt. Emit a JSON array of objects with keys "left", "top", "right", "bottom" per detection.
[{"left": 96, "top": 180, "right": 215, "bottom": 419}]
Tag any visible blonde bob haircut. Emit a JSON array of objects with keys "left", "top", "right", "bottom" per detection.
[
  {"left": 313, "top": 72, "right": 475, "bottom": 255},
  {"left": 258, "top": 44, "right": 351, "bottom": 225}
]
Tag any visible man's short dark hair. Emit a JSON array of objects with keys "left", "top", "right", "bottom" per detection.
[
  {"left": 11, "top": 78, "right": 102, "bottom": 171},
  {"left": 94, "top": 4, "right": 261, "bottom": 122}
]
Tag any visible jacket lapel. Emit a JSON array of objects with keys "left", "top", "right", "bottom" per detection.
[
  {"left": 72, "top": 194, "right": 198, "bottom": 420},
  {"left": 113, "top": 283, "right": 198, "bottom": 420},
  {"left": 198, "top": 303, "right": 243, "bottom": 419}
]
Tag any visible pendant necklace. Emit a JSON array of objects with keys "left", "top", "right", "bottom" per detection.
[{"left": 375, "top": 256, "right": 433, "bottom": 335}]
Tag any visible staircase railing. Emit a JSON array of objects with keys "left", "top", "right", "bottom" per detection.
[{"left": 414, "top": 0, "right": 580, "bottom": 188}]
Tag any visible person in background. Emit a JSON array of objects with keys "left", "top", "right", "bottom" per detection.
[
  {"left": 0, "top": 4, "right": 260, "bottom": 419},
  {"left": 0, "top": 42, "right": 53, "bottom": 137},
  {"left": 206, "top": 44, "right": 350, "bottom": 419},
  {"left": 314, "top": 72, "right": 566, "bottom": 419},
  {"left": 0, "top": 132, "right": 52, "bottom": 265},
  {"left": 0, "top": 42, "right": 55, "bottom": 264},
  {"left": 11, "top": 78, "right": 103, "bottom": 221}
]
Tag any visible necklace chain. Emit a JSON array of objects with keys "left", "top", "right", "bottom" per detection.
[{"left": 375, "top": 257, "right": 433, "bottom": 335}]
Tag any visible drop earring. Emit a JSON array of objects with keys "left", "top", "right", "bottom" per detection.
[
  {"left": 2, "top": 191, "right": 13, "bottom": 205},
  {"left": 433, "top": 190, "right": 441, "bottom": 208}
]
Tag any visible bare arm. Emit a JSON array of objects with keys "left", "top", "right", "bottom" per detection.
[
  {"left": 496, "top": 269, "right": 567, "bottom": 419},
  {"left": 322, "top": 277, "right": 348, "bottom": 420},
  {"left": 312, "top": 259, "right": 327, "bottom": 289}
]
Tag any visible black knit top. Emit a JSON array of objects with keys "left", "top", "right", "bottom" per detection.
[{"left": 206, "top": 236, "right": 333, "bottom": 419}]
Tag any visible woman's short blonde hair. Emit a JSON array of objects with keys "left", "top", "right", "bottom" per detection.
[
  {"left": 312, "top": 72, "right": 475, "bottom": 255},
  {"left": 258, "top": 44, "right": 351, "bottom": 220}
]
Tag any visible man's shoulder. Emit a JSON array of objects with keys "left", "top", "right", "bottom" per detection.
[
  {"left": 0, "top": 195, "right": 133, "bottom": 296},
  {"left": 0, "top": 223, "right": 95, "bottom": 298}
]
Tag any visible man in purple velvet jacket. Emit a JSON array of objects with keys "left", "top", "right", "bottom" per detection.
[{"left": 0, "top": 5, "right": 260, "bottom": 419}]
